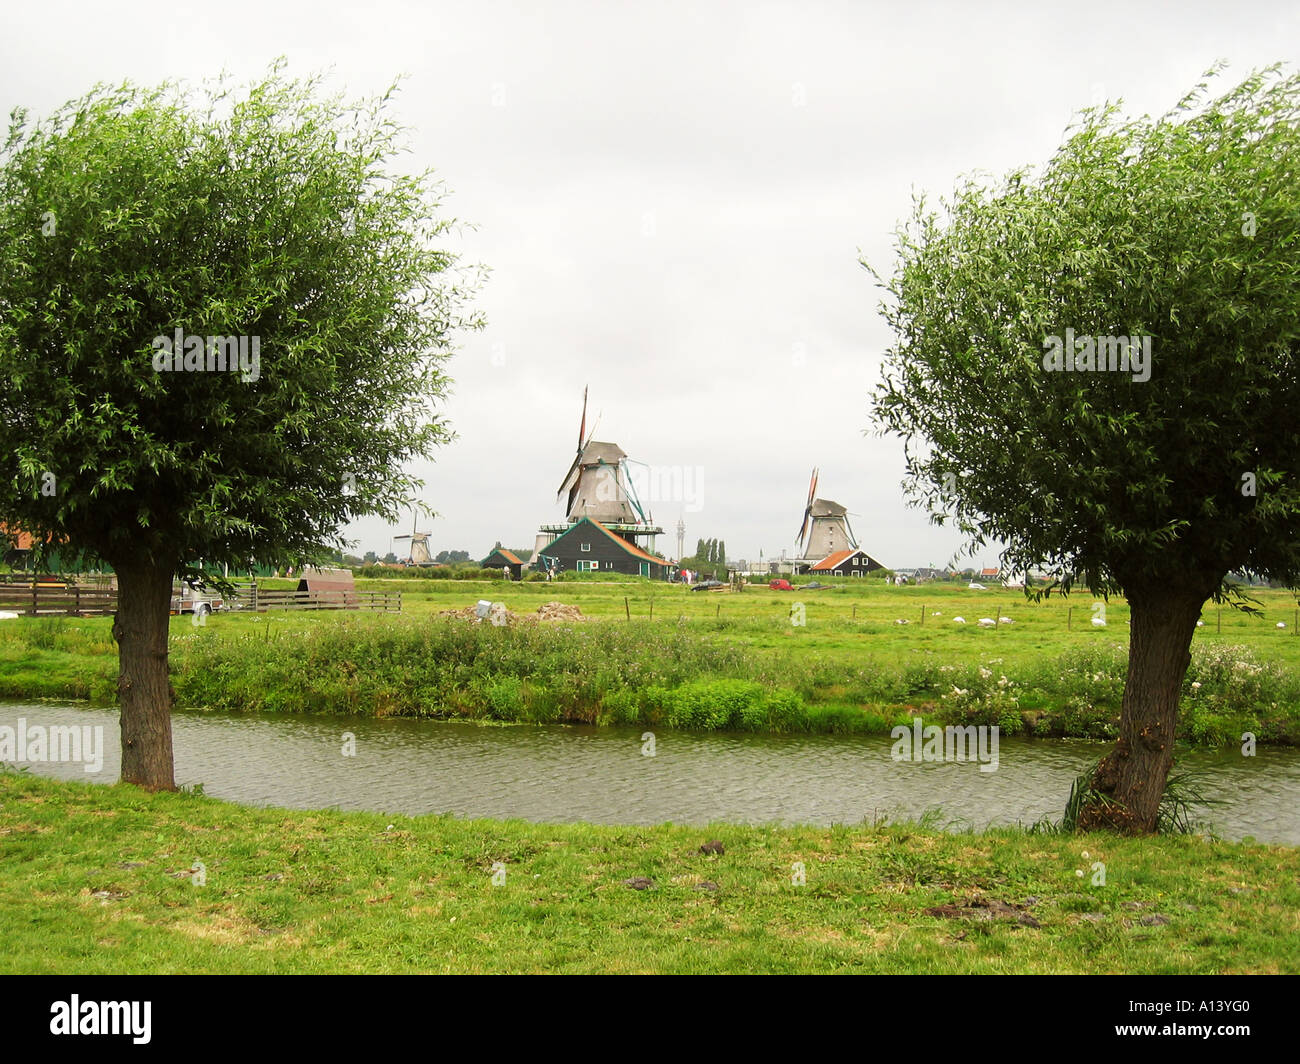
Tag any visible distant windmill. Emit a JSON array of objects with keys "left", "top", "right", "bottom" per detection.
[
  {"left": 393, "top": 509, "right": 434, "bottom": 566},
  {"left": 795, "top": 467, "right": 859, "bottom": 560}
]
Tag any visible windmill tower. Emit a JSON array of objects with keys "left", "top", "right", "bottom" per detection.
[
  {"left": 393, "top": 508, "right": 434, "bottom": 566},
  {"left": 538, "top": 388, "right": 663, "bottom": 553},
  {"left": 393, "top": 530, "right": 434, "bottom": 566},
  {"left": 795, "top": 468, "right": 859, "bottom": 561}
]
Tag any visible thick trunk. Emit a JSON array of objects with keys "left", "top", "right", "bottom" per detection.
[
  {"left": 112, "top": 559, "right": 177, "bottom": 791},
  {"left": 1077, "top": 583, "right": 1207, "bottom": 835}
]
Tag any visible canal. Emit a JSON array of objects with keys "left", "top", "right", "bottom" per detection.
[{"left": 4, "top": 703, "right": 1298, "bottom": 843}]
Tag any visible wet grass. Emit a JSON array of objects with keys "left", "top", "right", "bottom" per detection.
[{"left": 1, "top": 771, "right": 1295, "bottom": 974}]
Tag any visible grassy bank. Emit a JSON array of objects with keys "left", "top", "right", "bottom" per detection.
[
  {"left": 2, "top": 581, "right": 1299, "bottom": 742},
  {"left": 1, "top": 772, "right": 1294, "bottom": 973}
]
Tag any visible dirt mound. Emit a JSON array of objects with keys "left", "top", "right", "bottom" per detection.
[
  {"left": 531, "top": 601, "right": 585, "bottom": 623},
  {"left": 437, "top": 601, "right": 584, "bottom": 625}
]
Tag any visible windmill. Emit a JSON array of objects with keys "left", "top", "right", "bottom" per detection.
[
  {"left": 554, "top": 390, "right": 645, "bottom": 530},
  {"left": 393, "top": 509, "right": 434, "bottom": 566},
  {"left": 795, "top": 468, "right": 859, "bottom": 560},
  {"left": 536, "top": 388, "right": 664, "bottom": 556}
]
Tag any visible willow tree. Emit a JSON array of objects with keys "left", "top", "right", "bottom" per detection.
[
  {"left": 869, "top": 65, "right": 1300, "bottom": 835},
  {"left": 0, "top": 66, "right": 481, "bottom": 789}
]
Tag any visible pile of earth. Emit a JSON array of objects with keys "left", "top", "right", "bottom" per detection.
[{"left": 436, "top": 601, "right": 585, "bottom": 625}]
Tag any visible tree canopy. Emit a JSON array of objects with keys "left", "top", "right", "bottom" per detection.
[
  {"left": 0, "top": 63, "right": 481, "bottom": 577},
  {"left": 870, "top": 64, "right": 1300, "bottom": 603}
]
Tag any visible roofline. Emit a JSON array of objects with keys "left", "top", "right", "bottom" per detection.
[{"left": 545, "top": 517, "right": 668, "bottom": 566}]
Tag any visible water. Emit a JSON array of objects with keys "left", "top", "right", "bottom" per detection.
[{"left": 4, "top": 702, "right": 1298, "bottom": 843}]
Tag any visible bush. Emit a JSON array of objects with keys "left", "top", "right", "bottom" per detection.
[{"left": 764, "top": 689, "right": 809, "bottom": 732}]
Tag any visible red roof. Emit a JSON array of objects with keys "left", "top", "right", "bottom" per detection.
[
  {"left": 981, "top": 568, "right": 999, "bottom": 577},
  {"left": 0, "top": 525, "right": 33, "bottom": 550},
  {"left": 496, "top": 549, "right": 523, "bottom": 565},
  {"left": 592, "top": 520, "right": 670, "bottom": 564},
  {"left": 810, "top": 548, "right": 859, "bottom": 572}
]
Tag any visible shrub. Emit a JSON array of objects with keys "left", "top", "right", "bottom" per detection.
[{"left": 764, "top": 689, "right": 809, "bottom": 732}]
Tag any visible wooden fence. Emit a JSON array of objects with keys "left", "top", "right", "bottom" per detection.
[
  {"left": 0, "top": 577, "right": 117, "bottom": 616},
  {"left": 221, "top": 581, "right": 401, "bottom": 613},
  {"left": 0, "top": 575, "right": 400, "bottom": 616}
]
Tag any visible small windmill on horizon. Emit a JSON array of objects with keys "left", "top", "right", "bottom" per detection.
[{"left": 393, "top": 507, "right": 434, "bottom": 566}]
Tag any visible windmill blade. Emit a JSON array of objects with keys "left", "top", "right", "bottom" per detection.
[
  {"left": 620, "top": 458, "right": 649, "bottom": 524},
  {"left": 796, "top": 467, "right": 818, "bottom": 547},
  {"left": 842, "top": 513, "right": 860, "bottom": 549},
  {"left": 577, "top": 385, "right": 588, "bottom": 451}
]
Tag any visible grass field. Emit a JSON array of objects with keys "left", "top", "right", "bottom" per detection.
[
  {"left": 1, "top": 577, "right": 1299, "bottom": 741},
  {"left": 1, "top": 771, "right": 1295, "bottom": 974}
]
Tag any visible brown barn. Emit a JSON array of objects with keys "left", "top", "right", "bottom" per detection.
[
  {"left": 296, "top": 567, "right": 357, "bottom": 607},
  {"left": 482, "top": 548, "right": 525, "bottom": 580}
]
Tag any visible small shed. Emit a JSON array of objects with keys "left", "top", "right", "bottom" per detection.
[
  {"left": 296, "top": 567, "right": 357, "bottom": 607},
  {"left": 482, "top": 548, "right": 524, "bottom": 580}
]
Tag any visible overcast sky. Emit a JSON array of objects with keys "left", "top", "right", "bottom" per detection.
[{"left": 4, "top": 1, "right": 1297, "bottom": 567}]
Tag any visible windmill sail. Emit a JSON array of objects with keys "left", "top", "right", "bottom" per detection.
[{"left": 796, "top": 468, "right": 818, "bottom": 549}]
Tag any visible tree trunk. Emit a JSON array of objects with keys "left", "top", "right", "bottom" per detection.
[
  {"left": 1077, "top": 582, "right": 1208, "bottom": 835},
  {"left": 112, "top": 559, "right": 177, "bottom": 791}
]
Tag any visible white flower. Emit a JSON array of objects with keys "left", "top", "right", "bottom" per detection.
[
  {"left": 1191, "top": 681, "right": 1201, "bottom": 690},
  {"left": 979, "top": 667, "right": 992, "bottom": 679}
]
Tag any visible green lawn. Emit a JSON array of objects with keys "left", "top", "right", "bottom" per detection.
[{"left": 2, "top": 771, "right": 1295, "bottom": 974}]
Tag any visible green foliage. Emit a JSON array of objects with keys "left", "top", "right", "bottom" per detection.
[
  {"left": 0, "top": 63, "right": 482, "bottom": 573},
  {"left": 870, "top": 65, "right": 1300, "bottom": 596},
  {"left": 354, "top": 566, "right": 505, "bottom": 580}
]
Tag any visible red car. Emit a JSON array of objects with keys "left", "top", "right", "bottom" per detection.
[{"left": 768, "top": 578, "right": 794, "bottom": 591}]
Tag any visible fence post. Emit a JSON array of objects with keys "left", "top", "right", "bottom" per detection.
[
  {"left": 624, "top": 596, "right": 630, "bottom": 621},
  {"left": 1068, "top": 607, "right": 1072, "bottom": 630}
]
